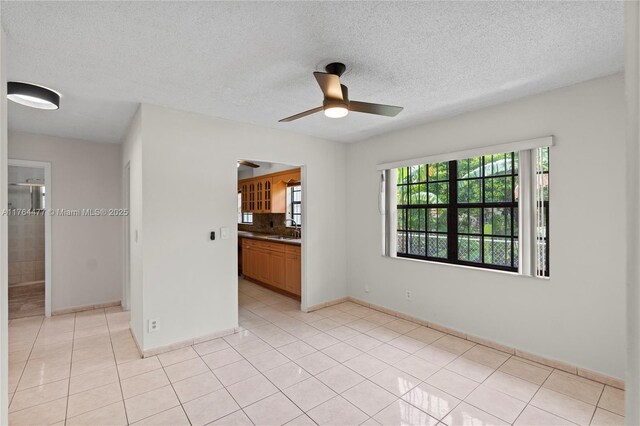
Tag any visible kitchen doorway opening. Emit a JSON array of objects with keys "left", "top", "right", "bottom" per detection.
[
  {"left": 7, "top": 159, "right": 52, "bottom": 318},
  {"left": 236, "top": 159, "right": 306, "bottom": 318}
]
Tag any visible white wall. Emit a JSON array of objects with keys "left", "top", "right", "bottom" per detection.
[
  {"left": 8, "top": 132, "right": 123, "bottom": 311},
  {"left": 121, "top": 109, "right": 144, "bottom": 345},
  {"left": 625, "top": 1, "right": 640, "bottom": 420},
  {"left": 128, "top": 104, "right": 347, "bottom": 351},
  {"left": 347, "top": 74, "right": 626, "bottom": 379}
]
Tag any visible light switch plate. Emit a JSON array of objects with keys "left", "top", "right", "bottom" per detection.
[{"left": 221, "top": 227, "right": 229, "bottom": 240}]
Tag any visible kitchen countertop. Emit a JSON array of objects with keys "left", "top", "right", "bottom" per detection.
[{"left": 238, "top": 230, "right": 301, "bottom": 246}]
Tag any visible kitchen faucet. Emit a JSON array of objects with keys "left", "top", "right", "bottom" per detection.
[{"left": 284, "top": 218, "right": 301, "bottom": 239}]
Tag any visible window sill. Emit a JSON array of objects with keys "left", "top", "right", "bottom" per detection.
[{"left": 384, "top": 254, "right": 549, "bottom": 280}]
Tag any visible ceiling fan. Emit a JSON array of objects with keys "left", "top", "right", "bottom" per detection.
[
  {"left": 279, "top": 62, "right": 403, "bottom": 122},
  {"left": 237, "top": 160, "right": 260, "bottom": 168}
]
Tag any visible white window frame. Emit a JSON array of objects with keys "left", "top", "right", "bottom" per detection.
[{"left": 379, "top": 136, "right": 553, "bottom": 278}]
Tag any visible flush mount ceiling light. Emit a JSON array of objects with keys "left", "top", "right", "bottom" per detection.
[
  {"left": 279, "top": 62, "right": 403, "bottom": 122},
  {"left": 7, "top": 82, "right": 60, "bottom": 110}
]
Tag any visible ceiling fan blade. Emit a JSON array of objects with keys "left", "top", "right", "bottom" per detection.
[
  {"left": 238, "top": 160, "right": 260, "bottom": 168},
  {"left": 313, "top": 72, "right": 343, "bottom": 100},
  {"left": 340, "top": 84, "right": 349, "bottom": 102},
  {"left": 349, "top": 101, "right": 403, "bottom": 117},
  {"left": 279, "top": 106, "right": 323, "bottom": 122}
]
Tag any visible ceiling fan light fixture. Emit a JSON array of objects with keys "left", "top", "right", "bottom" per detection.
[
  {"left": 324, "top": 105, "right": 349, "bottom": 118},
  {"left": 7, "top": 82, "right": 60, "bottom": 110},
  {"left": 279, "top": 62, "right": 403, "bottom": 122}
]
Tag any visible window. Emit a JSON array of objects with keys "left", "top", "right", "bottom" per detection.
[
  {"left": 397, "top": 152, "right": 520, "bottom": 271},
  {"left": 237, "top": 192, "right": 252, "bottom": 224},
  {"left": 382, "top": 139, "right": 551, "bottom": 277},
  {"left": 287, "top": 185, "right": 302, "bottom": 226}
]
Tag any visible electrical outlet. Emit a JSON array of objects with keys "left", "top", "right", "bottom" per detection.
[
  {"left": 148, "top": 318, "right": 159, "bottom": 333},
  {"left": 406, "top": 290, "right": 412, "bottom": 300},
  {"left": 365, "top": 286, "right": 370, "bottom": 293}
]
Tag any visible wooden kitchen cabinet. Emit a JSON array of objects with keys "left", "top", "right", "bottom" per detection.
[
  {"left": 269, "top": 251, "right": 286, "bottom": 289},
  {"left": 240, "top": 183, "right": 248, "bottom": 212},
  {"left": 241, "top": 238, "right": 300, "bottom": 298},
  {"left": 247, "top": 181, "right": 256, "bottom": 211},
  {"left": 285, "top": 246, "right": 301, "bottom": 296},
  {"left": 242, "top": 240, "right": 256, "bottom": 278},
  {"left": 239, "top": 168, "right": 299, "bottom": 214},
  {"left": 262, "top": 178, "right": 272, "bottom": 213}
]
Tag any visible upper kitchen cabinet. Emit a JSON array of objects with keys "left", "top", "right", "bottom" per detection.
[{"left": 239, "top": 168, "right": 300, "bottom": 214}]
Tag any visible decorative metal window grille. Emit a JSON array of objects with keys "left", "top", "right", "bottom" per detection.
[
  {"left": 288, "top": 185, "right": 302, "bottom": 226},
  {"left": 396, "top": 152, "right": 526, "bottom": 272}
]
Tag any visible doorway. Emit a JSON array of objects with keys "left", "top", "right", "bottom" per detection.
[
  {"left": 236, "top": 160, "right": 306, "bottom": 314},
  {"left": 7, "top": 159, "right": 52, "bottom": 318},
  {"left": 123, "top": 162, "right": 131, "bottom": 311}
]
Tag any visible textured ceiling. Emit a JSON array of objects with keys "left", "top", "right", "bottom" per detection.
[{"left": 1, "top": 1, "right": 624, "bottom": 144}]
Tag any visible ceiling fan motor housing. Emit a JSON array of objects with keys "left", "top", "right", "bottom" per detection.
[
  {"left": 323, "top": 98, "right": 348, "bottom": 109},
  {"left": 325, "top": 62, "right": 346, "bottom": 77}
]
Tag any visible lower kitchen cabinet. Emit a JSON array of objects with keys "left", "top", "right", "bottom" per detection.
[
  {"left": 270, "top": 251, "right": 286, "bottom": 289},
  {"left": 242, "top": 238, "right": 300, "bottom": 297},
  {"left": 285, "top": 246, "right": 301, "bottom": 295}
]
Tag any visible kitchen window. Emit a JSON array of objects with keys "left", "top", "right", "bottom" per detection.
[
  {"left": 287, "top": 185, "right": 302, "bottom": 226},
  {"left": 237, "top": 192, "right": 253, "bottom": 224},
  {"left": 380, "top": 138, "right": 551, "bottom": 277}
]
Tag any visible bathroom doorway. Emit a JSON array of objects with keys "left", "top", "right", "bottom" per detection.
[{"left": 7, "top": 160, "right": 52, "bottom": 318}]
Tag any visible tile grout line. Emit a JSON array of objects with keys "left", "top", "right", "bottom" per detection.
[
  {"left": 588, "top": 383, "right": 606, "bottom": 425},
  {"left": 241, "top": 291, "right": 418, "bottom": 424},
  {"left": 7, "top": 315, "right": 45, "bottom": 410},
  {"left": 245, "top": 286, "right": 460, "bottom": 423},
  {"left": 63, "top": 312, "right": 77, "bottom": 426},
  {"left": 159, "top": 358, "right": 194, "bottom": 426},
  {"left": 527, "top": 368, "right": 606, "bottom": 425},
  {"left": 234, "top": 292, "right": 369, "bottom": 424},
  {"left": 239, "top": 282, "right": 624, "bottom": 425},
  {"left": 7, "top": 281, "right": 624, "bottom": 425},
  {"left": 198, "top": 341, "right": 260, "bottom": 425},
  {"left": 243, "top": 282, "right": 611, "bottom": 425},
  {"left": 397, "top": 340, "right": 508, "bottom": 423},
  {"left": 105, "top": 307, "right": 131, "bottom": 426},
  {"left": 229, "top": 340, "right": 317, "bottom": 424}
]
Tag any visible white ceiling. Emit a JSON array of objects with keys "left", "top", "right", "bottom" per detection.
[{"left": 1, "top": 1, "right": 624, "bottom": 144}]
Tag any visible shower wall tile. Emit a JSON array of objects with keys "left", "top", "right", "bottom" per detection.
[{"left": 8, "top": 213, "right": 44, "bottom": 285}]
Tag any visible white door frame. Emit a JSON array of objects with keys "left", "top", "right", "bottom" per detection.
[
  {"left": 236, "top": 160, "right": 308, "bottom": 311},
  {"left": 8, "top": 159, "right": 52, "bottom": 317},
  {"left": 123, "top": 162, "right": 131, "bottom": 311}
]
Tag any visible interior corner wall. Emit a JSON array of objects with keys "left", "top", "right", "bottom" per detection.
[
  {"left": 121, "top": 108, "right": 144, "bottom": 347},
  {"left": 625, "top": 1, "right": 640, "bottom": 421},
  {"left": 8, "top": 131, "right": 123, "bottom": 312},
  {"left": 0, "top": 27, "right": 9, "bottom": 426},
  {"left": 346, "top": 73, "right": 626, "bottom": 379},
  {"left": 137, "top": 104, "right": 348, "bottom": 352}
]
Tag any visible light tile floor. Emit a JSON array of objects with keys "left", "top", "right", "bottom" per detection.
[{"left": 7, "top": 278, "right": 625, "bottom": 425}]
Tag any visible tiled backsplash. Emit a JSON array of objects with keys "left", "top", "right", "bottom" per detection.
[{"left": 238, "top": 213, "right": 300, "bottom": 237}]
